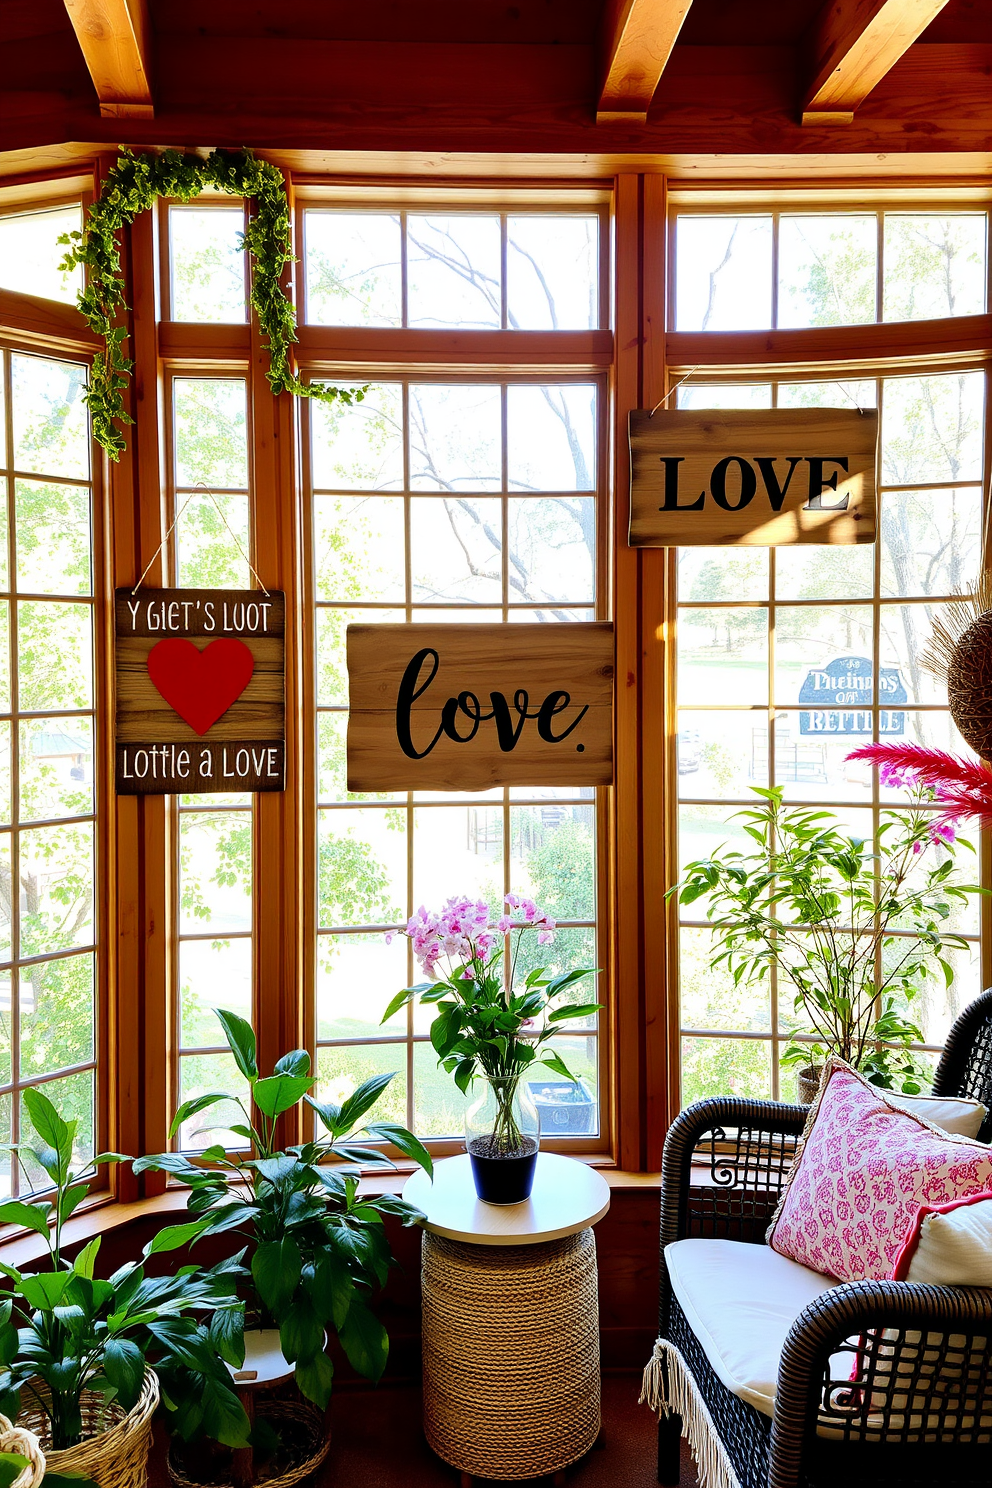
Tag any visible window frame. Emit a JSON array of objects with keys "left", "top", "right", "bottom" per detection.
[
  {"left": 160, "top": 365, "right": 258, "bottom": 1152},
  {"left": 298, "top": 363, "right": 614, "bottom": 1157},
  {"left": 667, "top": 196, "right": 992, "bottom": 336},
  {"left": 157, "top": 197, "right": 252, "bottom": 326},
  {"left": 0, "top": 308, "right": 112, "bottom": 1207},
  {"left": 663, "top": 187, "right": 992, "bottom": 1114},
  {"left": 3, "top": 165, "right": 989, "bottom": 1224},
  {"left": 150, "top": 181, "right": 620, "bottom": 1166}
]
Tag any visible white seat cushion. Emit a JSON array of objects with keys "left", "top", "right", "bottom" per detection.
[{"left": 666, "top": 1237, "right": 838, "bottom": 1416}]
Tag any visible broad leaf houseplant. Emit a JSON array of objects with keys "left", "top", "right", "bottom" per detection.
[
  {"left": 671, "top": 784, "right": 982, "bottom": 1101},
  {"left": 0, "top": 1089, "right": 250, "bottom": 1487},
  {"left": 135, "top": 1009, "right": 432, "bottom": 1445},
  {"left": 384, "top": 895, "right": 600, "bottom": 1204}
]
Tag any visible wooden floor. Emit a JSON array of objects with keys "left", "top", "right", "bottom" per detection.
[
  {"left": 149, "top": 1373, "right": 699, "bottom": 1488},
  {"left": 315, "top": 1374, "right": 698, "bottom": 1488}
]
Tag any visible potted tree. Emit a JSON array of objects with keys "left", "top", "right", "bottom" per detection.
[
  {"left": 134, "top": 1010, "right": 431, "bottom": 1480},
  {"left": 671, "top": 785, "right": 984, "bottom": 1102},
  {"left": 383, "top": 895, "right": 600, "bottom": 1204},
  {"left": 0, "top": 1089, "right": 250, "bottom": 1488}
]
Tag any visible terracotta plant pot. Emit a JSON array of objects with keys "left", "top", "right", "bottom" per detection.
[{"left": 797, "top": 1065, "right": 824, "bottom": 1105}]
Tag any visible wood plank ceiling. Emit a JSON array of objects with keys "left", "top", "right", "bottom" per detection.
[{"left": 0, "top": 1, "right": 988, "bottom": 168}]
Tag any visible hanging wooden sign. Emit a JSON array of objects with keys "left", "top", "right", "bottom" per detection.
[
  {"left": 115, "top": 588, "right": 286, "bottom": 795},
  {"left": 629, "top": 407, "right": 878, "bottom": 547},
  {"left": 347, "top": 623, "right": 614, "bottom": 791}
]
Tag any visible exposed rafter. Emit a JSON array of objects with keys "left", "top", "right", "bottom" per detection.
[
  {"left": 803, "top": 0, "right": 951, "bottom": 124},
  {"left": 63, "top": 0, "right": 153, "bottom": 119},
  {"left": 598, "top": 0, "right": 694, "bottom": 123}
]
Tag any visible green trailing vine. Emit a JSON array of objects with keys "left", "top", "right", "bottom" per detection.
[{"left": 59, "top": 146, "right": 362, "bottom": 459}]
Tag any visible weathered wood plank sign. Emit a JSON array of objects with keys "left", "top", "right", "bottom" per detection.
[
  {"left": 115, "top": 588, "right": 286, "bottom": 794},
  {"left": 629, "top": 407, "right": 878, "bottom": 547},
  {"left": 347, "top": 623, "right": 614, "bottom": 791}
]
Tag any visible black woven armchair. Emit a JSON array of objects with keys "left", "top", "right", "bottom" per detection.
[
  {"left": 932, "top": 987, "right": 992, "bottom": 1140},
  {"left": 647, "top": 1095, "right": 992, "bottom": 1488}
]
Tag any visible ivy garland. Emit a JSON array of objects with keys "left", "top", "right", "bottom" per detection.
[{"left": 60, "top": 146, "right": 362, "bottom": 459}]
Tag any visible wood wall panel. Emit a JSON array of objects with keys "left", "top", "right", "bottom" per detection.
[{"left": 78, "top": 1185, "right": 663, "bottom": 1377}]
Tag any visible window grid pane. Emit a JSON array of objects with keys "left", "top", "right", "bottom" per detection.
[
  {"left": 303, "top": 210, "right": 601, "bottom": 332},
  {"left": 0, "top": 206, "right": 84, "bottom": 305},
  {"left": 0, "top": 348, "right": 97, "bottom": 1194},
  {"left": 169, "top": 206, "right": 248, "bottom": 324},
  {"left": 675, "top": 370, "right": 986, "bottom": 1106},
  {"left": 169, "top": 376, "right": 256, "bottom": 1151},
  {"left": 312, "top": 378, "right": 603, "bottom": 1141},
  {"left": 674, "top": 210, "right": 989, "bottom": 332}
]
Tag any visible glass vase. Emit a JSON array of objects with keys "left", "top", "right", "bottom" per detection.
[{"left": 465, "top": 1074, "right": 540, "bottom": 1205}]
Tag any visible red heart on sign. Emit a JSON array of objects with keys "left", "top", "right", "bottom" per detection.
[{"left": 147, "top": 638, "right": 255, "bottom": 736}]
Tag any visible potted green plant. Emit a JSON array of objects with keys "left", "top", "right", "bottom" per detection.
[
  {"left": 671, "top": 785, "right": 983, "bottom": 1102},
  {"left": 383, "top": 895, "right": 600, "bottom": 1204},
  {"left": 0, "top": 1089, "right": 250, "bottom": 1488},
  {"left": 134, "top": 1008, "right": 431, "bottom": 1464}
]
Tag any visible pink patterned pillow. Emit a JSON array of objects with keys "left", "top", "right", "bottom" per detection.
[{"left": 767, "top": 1059, "right": 992, "bottom": 1282}]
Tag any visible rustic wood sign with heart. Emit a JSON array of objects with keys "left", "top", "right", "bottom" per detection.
[{"left": 115, "top": 588, "right": 286, "bottom": 794}]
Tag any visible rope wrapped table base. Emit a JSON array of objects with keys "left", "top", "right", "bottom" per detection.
[{"left": 421, "top": 1228, "right": 601, "bottom": 1481}]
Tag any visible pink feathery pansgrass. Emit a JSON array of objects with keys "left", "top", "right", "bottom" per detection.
[{"left": 846, "top": 742, "right": 992, "bottom": 829}]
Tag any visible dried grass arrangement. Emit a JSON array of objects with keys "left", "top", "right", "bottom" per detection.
[{"left": 920, "top": 568, "right": 992, "bottom": 760}]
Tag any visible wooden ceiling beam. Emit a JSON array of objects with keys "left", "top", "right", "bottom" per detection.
[
  {"left": 62, "top": 0, "right": 154, "bottom": 118},
  {"left": 803, "top": 0, "right": 952, "bottom": 125},
  {"left": 598, "top": 0, "right": 694, "bottom": 123}
]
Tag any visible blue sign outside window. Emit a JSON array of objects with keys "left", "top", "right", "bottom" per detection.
[{"left": 798, "top": 655, "right": 906, "bottom": 737}]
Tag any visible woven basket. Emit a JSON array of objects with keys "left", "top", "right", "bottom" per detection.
[
  {"left": 167, "top": 1399, "right": 331, "bottom": 1488},
  {"left": 16, "top": 1370, "right": 158, "bottom": 1488},
  {"left": 947, "top": 610, "right": 992, "bottom": 760},
  {"left": 421, "top": 1229, "right": 601, "bottom": 1480},
  {"left": 0, "top": 1414, "right": 46, "bottom": 1488}
]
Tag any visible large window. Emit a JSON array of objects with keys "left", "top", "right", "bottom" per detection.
[
  {"left": 308, "top": 376, "right": 605, "bottom": 1140},
  {"left": 153, "top": 195, "right": 611, "bottom": 1152},
  {"left": 11, "top": 171, "right": 990, "bottom": 1192},
  {"left": 670, "top": 203, "right": 989, "bottom": 1104},
  {"left": 0, "top": 344, "right": 98, "bottom": 1193}
]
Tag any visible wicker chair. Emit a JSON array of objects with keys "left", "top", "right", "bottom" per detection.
[
  {"left": 647, "top": 994, "right": 992, "bottom": 1488},
  {"left": 932, "top": 986, "right": 992, "bottom": 1140}
]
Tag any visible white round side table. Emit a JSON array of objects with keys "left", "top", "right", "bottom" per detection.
[{"left": 403, "top": 1153, "right": 611, "bottom": 1485}]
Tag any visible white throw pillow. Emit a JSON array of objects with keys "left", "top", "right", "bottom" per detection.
[
  {"left": 898, "top": 1191, "right": 992, "bottom": 1286},
  {"left": 888, "top": 1093, "right": 987, "bottom": 1139},
  {"left": 856, "top": 1191, "right": 992, "bottom": 1442}
]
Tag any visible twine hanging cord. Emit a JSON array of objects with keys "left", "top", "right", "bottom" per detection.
[
  {"left": 131, "top": 484, "right": 269, "bottom": 596},
  {"left": 647, "top": 367, "right": 699, "bottom": 417},
  {"left": 647, "top": 368, "right": 871, "bottom": 417}
]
